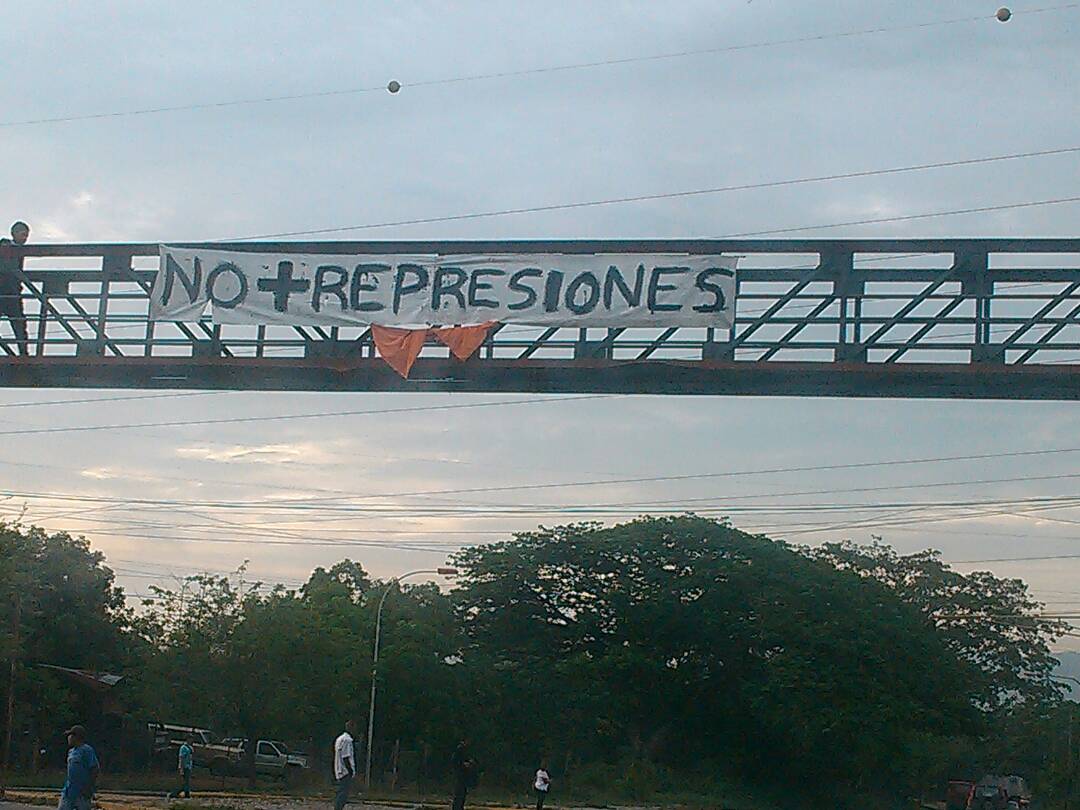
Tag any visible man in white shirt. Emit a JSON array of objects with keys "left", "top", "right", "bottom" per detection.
[
  {"left": 333, "top": 721, "right": 357, "bottom": 810},
  {"left": 534, "top": 763, "right": 551, "bottom": 810}
]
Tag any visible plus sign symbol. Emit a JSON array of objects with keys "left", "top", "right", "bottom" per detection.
[{"left": 258, "top": 261, "right": 311, "bottom": 312}]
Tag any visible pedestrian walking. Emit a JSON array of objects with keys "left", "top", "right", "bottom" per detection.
[
  {"left": 0, "top": 221, "right": 30, "bottom": 356},
  {"left": 534, "top": 763, "right": 551, "bottom": 810},
  {"left": 332, "top": 720, "right": 356, "bottom": 810},
  {"left": 168, "top": 735, "right": 194, "bottom": 799},
  {"left": 58, "top": 725, "right": 98, "bottom": 810},
  {"left": 451, "top": 740, "right": 476, "bottom": 810}
]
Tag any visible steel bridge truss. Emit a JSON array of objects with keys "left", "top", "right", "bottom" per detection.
[{"left": 1, "top": 238, "right": 1079, "bottom": 399}]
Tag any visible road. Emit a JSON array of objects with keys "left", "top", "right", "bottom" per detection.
[
  {"left": 1, "top": 791, "right": 531, "bottom": 810},
  {"left": 1, "top": 794, "right": 434, "bottom": 810},
  {"left": 2, "top": 788, "right": 639, "bottom": 810}
]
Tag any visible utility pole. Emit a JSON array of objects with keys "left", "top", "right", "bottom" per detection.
[
  {"left": 1054, "top": 676, "right": 1080, "bottom": 810},
  {"left": 365, "top": 567, "right": 458, "bottom": 791},
  {"left": 1, "top": 593, "right": 22, "bottom": 801},
  {"left": 1067, "top": 700, "right": 1074, "bottom": 810}
]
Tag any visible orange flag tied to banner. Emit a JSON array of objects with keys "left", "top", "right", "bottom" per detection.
[
  {"left": 371, "top": 325, "right": 429, "bottom": 378},
  {"left": 372, "top": 322, "right": 497, "bottom": 378},
  {"left": 433, "top": 322, "right": 497, "bottom": 361}
]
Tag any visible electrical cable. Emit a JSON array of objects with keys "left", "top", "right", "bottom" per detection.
[
  {"left": 224, "top": 146, "right": 1080, "bottom": 240},
  {"left": 7, "top": 443, "right": 1080, "bottom": 509},
  {"left": 714, "top": 195, "right": 1080, "bottom": 239},
  {"left": 953, "top": 553, "right": 1080, "bottom": 564},
  {"left": 0, "top": 393, "right": 610, "bottom": 437},
  {"left": 4, "top": 5, "right": 1074, "bottom": 129},
  {"left": 0, "top": 391, "right": 231, "bottom": 409}
]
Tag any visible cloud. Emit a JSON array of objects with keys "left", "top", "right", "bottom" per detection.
[
  {"left": 80, "top": 467, "right": 197, "bottom": 486},
  {"left": 174, "top": 442, "right": 332, "bottom": 465},
  {"left": 80, "top": 468, "right": 124, "bottom": 480}
]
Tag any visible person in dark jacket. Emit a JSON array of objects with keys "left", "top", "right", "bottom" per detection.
[
  {"left": 0, "top": 221, "right": 30, "bottom": 356},
  {"left": 451, "top": 740, "right": 476, "bottom": 810}
]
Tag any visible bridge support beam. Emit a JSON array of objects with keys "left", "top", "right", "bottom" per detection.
[{"left": 0, "top": 357, "right": 1077, "bottom": 400}]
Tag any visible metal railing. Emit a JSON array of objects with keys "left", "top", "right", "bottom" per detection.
[{"left": 1, "top": 238, "right": 1078, "bottom": 398}]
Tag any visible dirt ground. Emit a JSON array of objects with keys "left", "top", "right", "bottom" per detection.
[
  {"left": 3, "top": 793, "right": 444, "bottom": 810},
  {"left": 3, "top": 794, "right": 447, "bottom": 810},
  {"left": 2, "top": 790, "right": 594, "bottom": 810}
]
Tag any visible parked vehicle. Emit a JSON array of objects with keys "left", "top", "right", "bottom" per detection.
[
  {"left": 979, "top": 775, "right": 1031, "bottom": 808},
  {"left": 271, "top": 740, "right": 310, "bottom": 771},
  {"left": 147, "top": 722, "right": 219, "bottom": 770},
  {"left": 148, "top": 722, "right": 215, "bottom": 752},
  {"left": 147, "top": 724, "right": 308, "bottom": 781},
  {"left": 214, "top": 737, "right": 309, "bottom": 779}
]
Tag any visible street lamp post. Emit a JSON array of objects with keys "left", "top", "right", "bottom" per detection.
[
  {"left": 1052, "top": 676, "right": 1079, "bottom": 810},
  {"left": 365, "top": 567, "right": 458, "bottom": 792}
]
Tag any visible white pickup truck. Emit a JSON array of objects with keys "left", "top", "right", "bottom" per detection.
[{"left": 216, "top": 738, "right": 309, "bottom": 779}]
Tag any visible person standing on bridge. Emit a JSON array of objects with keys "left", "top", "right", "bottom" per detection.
[
  {"left": 0, "top": 221, "right": 30, "bottom": 356},
  {"left": 58, "top": 724, "right": 98, "bottom": 810}
]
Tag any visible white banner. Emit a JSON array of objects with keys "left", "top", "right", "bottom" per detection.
[{"left": 150, "top": 247, "right": 738, "bottom": 329}]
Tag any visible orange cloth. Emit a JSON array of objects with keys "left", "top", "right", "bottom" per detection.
[
  {"left": 371, "top": 325, "right": 429, "bottom": 378},
  {"left": 433, "top": 322, "right": 496, "bottom": 361},
  {"left": 372, "top": 322, "right": 498, "bottom": 378}
]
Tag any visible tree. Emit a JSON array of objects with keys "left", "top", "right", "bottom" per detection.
[
  {"left": 0, "top": 522, "right": 138, "bottom": 772},
  {"left": 136, "top": 560, "right": 463, "bottom": 785},
  {"left": 10, "top": 515, "right": 1071, "bottom": 806},
  {"left": 451, "top": 516, "right": 979, "bottom": 794},
  {"left": 137, "top": 570, "right": 348, "bottom": 781},
  {"left": 807, "top": 540, "right": 1069, "bottom": 710}
]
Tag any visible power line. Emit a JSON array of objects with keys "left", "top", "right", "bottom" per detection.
[
  {"left": 4, "top": 5, "right": 1073, "bottom": 130},
  {"left": 234, "top": 445, "right": 1080, "bottom": 504},
  {"left": 224, "top": 144, "right": 1080, "bottom": 240},
  {"left": 0, "top": 394, "right": 610, "bottom": 438},
  {"left": 10, "top": 482, "right": 1080, "bottom": 528},
  {"left": 715, "top": 195, "right": 1080, "bottom": 238},
  {"left": 573, "top": 474, "right": 1080, "bottom": 511},
  {"left": 6, "top": 443, "right": 1080, "bottom": 509},
  {"left": 768, "top": 496, "right": 1080, "bottom": 539},
  {"left": 110, "top": 565, "right": 308, "bottom": 589},
  {"left": 38, "top": 502, "right": 1080, "bottom": 564},
  {"left": 953, "top": 553, "right": 1080, "bottom": 564},
  {"left": 8, "top": 439, "right": 1080, "bottom": 512},
  {"left": 0, "top": 392, "right": 230, "bottom": 409},
  {"left": 71, "top": 527, "right": 457, "bottom": 554}
]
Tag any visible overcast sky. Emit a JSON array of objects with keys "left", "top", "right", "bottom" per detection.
[{"left": 1, "top": 1, "right": 1079, "bottom": 647}]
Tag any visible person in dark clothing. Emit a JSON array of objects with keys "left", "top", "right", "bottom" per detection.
[
  {"left": 0, "top": 221, "right": 30, "bottom": 356},
  {"left": 451, "top": 740, "right": 475, "bottom": 810}
]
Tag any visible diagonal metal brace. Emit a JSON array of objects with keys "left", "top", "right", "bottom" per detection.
[{"left": 121, "top": 264, "right": 234, "bottom": 357}]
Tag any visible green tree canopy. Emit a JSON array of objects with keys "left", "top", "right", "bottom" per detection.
[{"left": 450, "top": 516, "right": 981, "bottom": 791}]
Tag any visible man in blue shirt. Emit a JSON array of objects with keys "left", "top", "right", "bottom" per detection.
[
  {"left": 168, "top": 736, "right": 194, "bottom": 799},
  {"left": 59, "top": 725, "right": 98, "bottom": 810}
]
